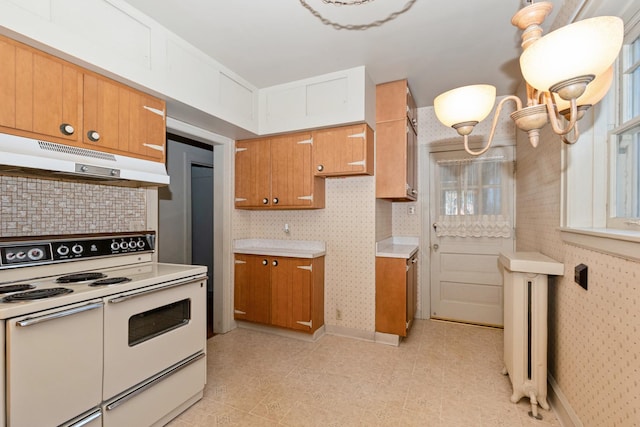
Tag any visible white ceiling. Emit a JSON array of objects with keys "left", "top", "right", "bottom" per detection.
[{"left": 121, "top": 0, "right": 563, "bottom": 108}]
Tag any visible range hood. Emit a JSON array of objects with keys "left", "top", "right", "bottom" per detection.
[{"left": 0, "top": 133, "right": 169, "bottom": 187}]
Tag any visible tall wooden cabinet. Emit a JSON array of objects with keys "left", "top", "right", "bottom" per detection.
[
  {"left": 235, "top": 131, "right": 325, "bottom": 209},
  {"left": 233, "top": 253, "right": 325, "bottom": 334},
  {"left": 375, "top": 252, "right": 418, "bottom": 337},
  {"left": 0, "top": 34, "right": 166, "bottom": 163},
  {"left": 375, "top": 79, "right": 418, "bottom": 201}
]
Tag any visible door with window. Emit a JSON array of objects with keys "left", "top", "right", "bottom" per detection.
[{"left": 429, "top": 146, "right": 515, "bottom": 326}]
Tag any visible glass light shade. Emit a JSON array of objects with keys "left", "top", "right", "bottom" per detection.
[
  {"left": 554, "top": 66, "right": 613, "bottom": 112},
  {"left": 519, "top": 16, "right": 623, "bottom": 92},
  {"left": 433, "top": 84, "right": 496, "bottom": 127}
]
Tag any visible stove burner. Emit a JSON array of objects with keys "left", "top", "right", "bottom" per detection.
[
  {"left": 56, "top": 272, "right": 106, "bottom": 283},
  {"left": 90, "top": 277, "right": 132, "bottom": 286},
  {"left": 3, "top": 287, "right": 73, "bottom": 302},
  {"left": 0, "top": 284, "right": 36, "bottom": 294}
]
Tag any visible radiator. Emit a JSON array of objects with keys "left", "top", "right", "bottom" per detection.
[{"left": 499, "top": 252, "right": 564, "bottom": 420}]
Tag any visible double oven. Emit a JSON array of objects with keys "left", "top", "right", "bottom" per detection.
[{"left": 0, "top": 231, "right": 207, "bottom": 427}]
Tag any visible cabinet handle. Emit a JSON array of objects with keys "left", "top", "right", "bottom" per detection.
[
  {"left": 59, "top": 123, "right": 75, "bottom": 136},
  {"left": 273, "top": 198, "right": 279, "bottom": 204},
  {"left": 272, "top": 260, "right": 278, "bottom": 267},
  {"left": 87, "top": 130, "right": 100, "bottom": 142},
  {"left": 262, "top": 198, "right": 269, "bottom": 204},
  {"left": 262, "top": 259, "right": 268, "bottom": 266},
  {"left": 317, "top": 164, "right": 324, "bottom": 171}
]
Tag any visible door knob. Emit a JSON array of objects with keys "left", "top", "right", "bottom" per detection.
[{"left": 432, "top": 244, "right": 439, "bottom": 251}]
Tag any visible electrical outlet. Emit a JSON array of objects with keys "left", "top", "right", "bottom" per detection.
[
  {"left": 336, "top": 309, "right": 342, "bottom": 320},
  {"left": 408, "top": 205, "right": 416, "bottom": 215}
]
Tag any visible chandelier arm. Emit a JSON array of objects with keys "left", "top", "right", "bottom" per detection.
[
  {"left": 545, "top": 93, "right": 578, "bottom": 136},
  {"left": 463, "top": 95, "right": 523, "bottom": 156},
  {"left": 561, "top": 121, "right": 580, "bottom": 144}
]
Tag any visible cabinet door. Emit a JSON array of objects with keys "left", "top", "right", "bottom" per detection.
[
  {"left": 128, "top": 91, "right": 166, "bottom": 161},
  {"left": 270, "top": 258, "right": 314, "bottom": 332},
  {"left": 234, "top": 254, "right": 271, "bottom": 324},
  {"left": 313, "top": 124, "right": 373, "bottom": 176},
  {"left": 83, "top": 73, "right": 128, "bottom": 152},
  {"left": 235, "top": 138, "right": 271, "bottom": 208},
  {"left": 406, "top": 255, "right": 417, "bottom": 331},
  {"left": 375, "top": 257, "right": 409, "bottom": 336},
  {"left": 270, "top": 132, "right": 315, "bottom": 207},
  {"left": 406, "top": 120, "right": 417, "bottom": 199},
  {"left": 0, "top": 36, "right": 81, "bottom": 143}
]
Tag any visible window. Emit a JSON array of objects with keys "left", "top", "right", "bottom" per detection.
[
  {"left": 560, "top": 2, "right": 640, "bottom": 261},
  {"left": 609, "top": 24, "right": 640, "bottom": 230}
]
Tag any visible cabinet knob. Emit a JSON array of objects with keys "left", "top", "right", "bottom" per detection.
[
  {"left": 262, "top": 259, "right": 268, "bottom": 265},
  {"left": 317, "top": 164, "right": 324, "bottom": 171},
  {"left": 59, "top": 123, "right": 75, "bottom": 136},
  {"left": 272, "top": 260, "right": 278, "bottom": 267},
  {"left": 412, "top": 258, "right": 417, "bottom": 264},
  {"left": 87, "top": 130, "right": 101, "bottom": 142},
  {"left": 273, "top": 198, "right": 279, "bottom": 205},
  {"left": 262, "top": 198, "right": 269, "bottom": 204}
]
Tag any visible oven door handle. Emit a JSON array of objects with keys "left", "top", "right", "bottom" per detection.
[
  {"left": 16, "top": 301, "right": 104, "bottom": 327},
  {"left": 105, "top": 351, "right": 205, "bottom": 411},
  {"left": 108, "top": 274, "right": 206, "bottom": 304}
]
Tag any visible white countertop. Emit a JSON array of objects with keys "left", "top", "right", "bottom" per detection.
[
  {"left": 375, "top": 236, "right": 419, "bottom": 259},
  {"left": 233, "top": 239, "right": 326, "bottom": 258}
]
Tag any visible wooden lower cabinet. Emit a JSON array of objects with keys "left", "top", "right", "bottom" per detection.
[
  {"left": 234, "top": 254, "right": 324, "bottom": 334},
  {"left": 375, "top": 253, "right": 418, "bottom": 337}
]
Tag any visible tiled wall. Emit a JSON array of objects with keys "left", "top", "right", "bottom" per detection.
[
  {"left": 232, "top": 176, "right": 377, "bottom": 332},
  {"left": 0, "top": 175, "right": 146, "bottom": 237}
]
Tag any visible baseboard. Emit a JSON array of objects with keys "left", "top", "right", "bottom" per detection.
[
  {"left": 236, "top": 321, "right": 326, "bottom": 342},
  {"left": 548, "top": 374, "right": 583, "bottom": 427},
  {"left": 324, "top": 324, "right": 376, "bottom": 342}
]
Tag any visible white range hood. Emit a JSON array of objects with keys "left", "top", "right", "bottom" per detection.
[{"left": 0, "top": 133, "right": 169, "bottom": 186}]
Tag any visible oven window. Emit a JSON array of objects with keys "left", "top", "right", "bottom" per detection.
[{"left": 128, "top": 298, "right": 191, "bottom": 346}]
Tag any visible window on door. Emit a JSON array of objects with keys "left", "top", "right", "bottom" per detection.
[{"left": 440, "top": 159, "right": 504, "bottom": 216}]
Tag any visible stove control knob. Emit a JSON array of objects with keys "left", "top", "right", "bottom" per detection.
[
  {"left": 119, "top": 241, "right": 128, "bottom": 250},
  {"left": 72, "top": 244, "right": 83, "bottom": 254},
  {"left": 137, "top": 240, "right": 146, "bottom": 249},
  {"left": 6, "top": 252, "right": 16, "bottom": 261},
  {"left": 57, "top": 245, "right": 70, "bottom": 256},
  {"left": 27, "top": 248, "right": 45, "bottom": 261},
  {"left": 128, "top": 241, "right": 137, "bottom": 249},
  {"left": 110, "top": 242, "right": 120, "bottom": 251},
  {"left": 15, "top": 251, "right": 27, "bottom": 260}
]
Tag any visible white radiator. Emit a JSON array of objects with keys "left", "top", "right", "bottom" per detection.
[{"left": 499, "top": 252, "right": 564, "bottom": 420}]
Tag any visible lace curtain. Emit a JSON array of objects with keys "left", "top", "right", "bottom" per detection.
[{"left": 435, "top": 156, "right": 512, "bottom": 238}]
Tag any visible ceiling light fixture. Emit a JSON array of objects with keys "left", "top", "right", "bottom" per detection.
[
  {"left": 433, "top": 1, "right": 623, "bottom": 156},
  {"left": 299, "top": 0, "right": 416, "bottom": 31}
]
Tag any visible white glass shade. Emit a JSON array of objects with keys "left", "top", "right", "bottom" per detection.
[
  {"left": 433, "top": 84, "right": 496, "bottom": 127},
  {"left": 555, "top": 66, "right": 613, "bottom": 112},
  {"left": 520, "top": 16, "right": 623, "bottom": 92}
]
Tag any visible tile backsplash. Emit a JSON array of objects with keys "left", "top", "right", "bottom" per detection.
[{"left": 0, "top": 175, "right": 146, "bottom": 237}]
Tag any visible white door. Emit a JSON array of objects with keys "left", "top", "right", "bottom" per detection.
[{"left": 429, "top": 146, "right": 515, "bottom": 326}]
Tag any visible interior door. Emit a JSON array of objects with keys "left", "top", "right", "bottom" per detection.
[{"left": 429, "top": 146, "right": 515, "bottom": 326}]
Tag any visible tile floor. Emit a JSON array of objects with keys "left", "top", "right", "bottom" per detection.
[{"left": 168, "top": 320, "right": 561, "bottom": 426}]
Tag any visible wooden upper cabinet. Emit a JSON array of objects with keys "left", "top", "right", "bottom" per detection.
[
  {"left": 0, "top": 34, "right": 166, "bottom": 163},
  {"left": 235, "top": 132, "right": 325, "bottom": 210},
  {"left": 376, "top": 79, "right": 417, "bottom": 131},
  {"left": 83, "top": 73, "right": 166, "bottom": 161},
  {"left": 375, "top": 79, "right": 418, "bottom": 201},
  {"left": 0, "top": 35, "right": 81, "bottom": 144},
  {"left": 312, "top": 123, "right": 374, "bottom": 177},
  {"left": 235, "top": 138, "right": 271, "bottom": 207}
]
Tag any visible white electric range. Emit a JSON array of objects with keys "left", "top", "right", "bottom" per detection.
[{"left": 0, "top": 231, "right": 207, "bottom": 427}]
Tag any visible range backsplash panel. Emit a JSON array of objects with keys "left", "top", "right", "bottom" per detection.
[{"left": 0, "top": 175, "right": 146, "bottom": 237}]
